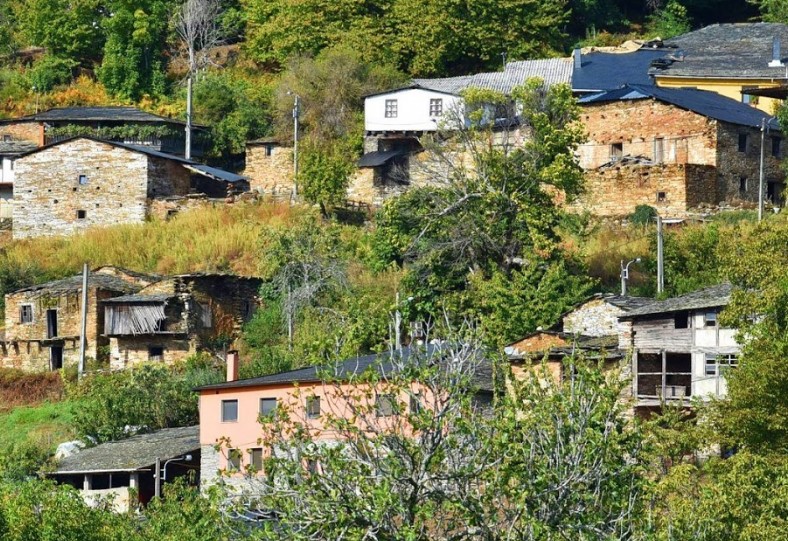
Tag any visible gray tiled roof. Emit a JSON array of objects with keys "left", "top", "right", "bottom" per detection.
[
  {"left": 12, "top": 273, "right": 145, "bottom": 297},
  {"left": 102, "top": 293, "right": 175, "bottom": 303},
  {"left": 52, "top": 426, "right": 199, "bottom": 474},
  {"left": 579, "top": 84, "right": 780, "bottom": 130},
  {"left": 0, "top": 140, "right": 38, "bottom": 156},
  {"left": 653, "top": 23, "right": 788, "bottom": 79},
  {"left": 2, "top": 106, "right": 186, "bottom": 125},
  {"left": 197, "top": 345, "right": 495, "bottom": 393},
  {"left": 619, "top": 283, "right": 733, "bottom": 319},
  {"left": 412, "top": 58, "right": 572, "bottom": 95},
  {"left": 572, "top": 49, "right": 667, "bottom": 92}
]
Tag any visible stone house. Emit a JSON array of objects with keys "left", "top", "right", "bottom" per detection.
[
  {"left": 575, "top": 84, "right": 784, "bottom": 216},
  {"left": 618, "top": 284, "right": 740, "bottom": 415},
  {"left": 0, "top": 105, "right": 208, "bottom": 157},
  {"left": 1, "top": 267, "right": 155, "bottom": 371},
  {"left": 242, "top": 138, "right": 295, "bottom": 198},
  {"left": 12, "top": 137, "right": 247, "bottom": 239},
  {"left": 103, "top": 273, "right": 262, "bottom": 370}
]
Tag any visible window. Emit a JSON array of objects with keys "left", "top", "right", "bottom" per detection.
[
  {"left": 654, "top": 138, "right": 664, "bottom": 164},
  {"left": 739, "top": 176, "right": 748, "bottom": 194},
  {"left": 260, "top": 398, "right": 277, "bottom": 418},
  {"left": 78, "top": 174, "right": 88, "bottom": 185},
  {"left": 265, "top": 144, "right": 273, "bottom": 157},
  {"left": 249, "top": 448, "right": 263, "bottom": 471},
  {"left": 2, "top": 135, "right": 11, "bottom": 142},
  {"left": 610, "top": 142, "right": 623, "bottom": 160},
  {"left": 706, "top": 353, "right": 738, "bottom": 376},
  {"left": 148, "top": 346, "right": 164, "bottom": 361},
  {"left": 375, "top": 394, "right": 396, "bottom": 417},
  {"left": 305, "top": 396, "right": 321, "bottom": 419},
  {"left": 409, "top": 393, "right": 422, "bottom": 414},
  {"left": 19, "top": 304, "right": 33, "bottom": 324},
  {"left": 221, "top": 399, "right": 239, "bottom": 422},
  {"left": 657, "top": 191, "right": 667, "bottom": 202},
  {"left": 227, "top": 448, "right": 242, "bottom": 471},
  {"left": 772, "top": 137, "right": 781, "bottom": 158},
  {"left": 76, "top": 210, "right": 86, "bottom": 219},
  {"left": 385, "top": 99, "right": 398, "bottom": 118},
  {"left": 738, "top": 133, "right": 748, "bottom": 152},
  {"left": 704, "top": 311, "right": 717, "bottom": 327},
  {"left": 429, "top": 98, "right": 443, "bottom": 117},
  {"left": 674, "top": 312, "right": 689, "bottom": 329}
]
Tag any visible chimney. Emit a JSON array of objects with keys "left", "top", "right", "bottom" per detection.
[
  {"left": 769, "top": 36, "right": 784, "bottom": 67},
  {"left": 573, "top": 48, "right": 582, "bottom": 69},
  {"left": 226, "top": 350, "right": 239, "bottom": 382}
]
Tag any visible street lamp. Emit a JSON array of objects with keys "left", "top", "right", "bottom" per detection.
[
  {"left": 287, "top": 91, "right": 300, "bottom": 199},
  {"left": 154, "top": 453, "right": 194, "bottom": 498},
  {"left": 620, "top": 257, "right": 641, "bottom": 296}
]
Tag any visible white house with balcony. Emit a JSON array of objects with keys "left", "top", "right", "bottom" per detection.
[{"left": 618, "top": 283, "right": 741, "bottom": 413}]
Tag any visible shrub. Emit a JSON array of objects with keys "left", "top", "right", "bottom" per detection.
[
  {"left": 28, "top": 55, "right": 77, "bottom": 92},
  {"left": 630, "top": 204, "right": 657, "bottom": 226}
]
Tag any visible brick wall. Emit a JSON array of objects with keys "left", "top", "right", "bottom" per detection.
[
  {"left": 13, "top": 139, "right": 149, "bottom": 239},
  {"left": 242, "top": 143, "right": 295, "bottom": 197}
]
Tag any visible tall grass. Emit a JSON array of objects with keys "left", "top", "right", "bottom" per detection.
[{"left": 1, "top": 201, "right": 304, "bottom": 278}]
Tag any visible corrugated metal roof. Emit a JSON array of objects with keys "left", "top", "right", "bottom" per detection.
[
  {"left": 183, "top": 163, "right": 247, "bottom": 183},
  {"left": 411, "top": 58, "right": 572, "bottom": 96},
  {"left": 579, "top": 84, "right": 780, "bottom": 130},
  {"left": 655, "top": 23, "right": 788, "bottom": 79},
  {"left": 619, "top": 283, "right": 733, "bottom": 319},
  {"left": 196, "top": 345, "right": 495, "bottom": 393},
  {"left": 52, "top": 426, "right": 199, "bottom": 474}
]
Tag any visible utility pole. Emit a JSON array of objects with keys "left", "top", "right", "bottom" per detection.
[
  {"left": 78, "top": 263, "right": 89, "bottom": 379},
  {"left": 291, "top": 93, "right": 300, "bottom": 199},
  {"left": 758, "top": 117, "right": 767, "bottom": 222},
  {"left": 154, "top": 457, "right": 161, "bottom": 499},
  {"left": 394, "top": 291, "right": 402, "bottom": 351},
  {"left": 656, "top": 216, "right": 664, "bottom": 294},
  {"left": 185, "top": 75, "right": 193, "bottom": 160}
]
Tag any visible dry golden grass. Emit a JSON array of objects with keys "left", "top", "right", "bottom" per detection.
[{"left": 1, "top": 201, "right": 305, "bottom": 278}]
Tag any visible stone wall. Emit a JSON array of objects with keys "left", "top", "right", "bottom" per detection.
[
  {"left": 0, "top": 122, "right": 43, "bottom": 146},
  {"left": 716, "top": 122, "right": 784, "bottom": 204},
  {"left": 563, "top": 298, "right": 625, "bottom": 337},
  {"left": 13, "top": 139, "right": 150, "bottom": 239},
  {"left": 109, "top": 335, "right": 195, "bottom": 370},
  {"left": 572, "top": 163, "right": 717, "bottom": 217},
  {"left": 242, "top": 143, "right": 295, "bottom": 197},
  {"left": 147, "top": 155, "right": 191, "bottom": 198},
  {"left": 578, "top": 99, "right": 717, "bottom": 170}
]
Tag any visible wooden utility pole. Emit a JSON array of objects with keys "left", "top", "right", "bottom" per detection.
[
  {"left": 154, "top": 457, "right": 162, "bottom": 498},
  {"left": 78, "top": 263, "right": 89, "bottom": 379}
]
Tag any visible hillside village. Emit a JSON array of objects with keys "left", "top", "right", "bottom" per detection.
[{"left": 0, "top": 1, "right": 786, "bottom": 539}]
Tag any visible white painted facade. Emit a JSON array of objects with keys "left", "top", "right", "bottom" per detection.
[
  {"left": 690, "top": 310, "right": 740, "bottom": 399},
  {"left": 0, "top": 157, "right": 13, "bottom": 219},
  {"left": 0, "top": 156, "right": 13, "bottom": 184},
  {"left": 364, "top": 88, "right": 464, "bottom": 133}
]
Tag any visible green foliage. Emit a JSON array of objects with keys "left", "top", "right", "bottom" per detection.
[
  {"left": 631, "top": 204, "right": 657, "bottom": 226},
  {"left": 649, "top": 221, "right": 724, "bottom": 296},
  {"left": 298, "top": 140, "right": 355, "bottom": 214},
  {"left": 98, "top": 0, "right": 175, "bottom": 100},
  {"left": 68, "top": 361, "right": 223, "bottom": 443},
  {"left": 0, "top": 257, "right": 49, "bottom": 314},
  {"left": 46, "top": 123, "right": 181, "bottom": 140},
  {"left": 193, "top": 71, "right": 274, "bottom": 157},
  {"left": 646, "top": 0, "right": 692, "bottom": 39},
  {"left": 28, "top": 55, "right": 77, "bottom": 92},
  {"left": 750, "top": 0, "right": 788, "bottom": 22}
]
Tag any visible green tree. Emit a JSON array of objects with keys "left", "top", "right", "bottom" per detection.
[
  {"left": 98, "top": 0, "right": 175, "bottom": 100},
  {"left": 749, "top": 0, "right": 788, "bottom": 22},
  {"left": 646, "top": 0, "right": 692, "bottom": 39},
  {"left": 298, "top": 140, "right": 355, "bottom": 216},
  {"left": 28, "top": 54, "right": 78, "bottom": 92}
]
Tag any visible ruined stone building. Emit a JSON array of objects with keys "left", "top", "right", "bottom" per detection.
[
  {"left": 12, "top": 137, "right": 247, "bottom": 239},
  {"left": 1, "top": 267, "right": 155, "bottom": 371},
  {"left": 575, "top": 84, "right": 783, "bottom": 216},
  {"left": 103, "top": 273, "right": 262, "bottom": 370},
  {"left": 242, "top": 138, "right": 295, "bottom": 198}
]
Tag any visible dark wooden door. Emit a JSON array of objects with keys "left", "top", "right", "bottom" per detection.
[{"left": 46, "top": 309, "right": 58, "bottom": 339}]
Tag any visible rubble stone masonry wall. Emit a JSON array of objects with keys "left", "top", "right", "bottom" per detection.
[
  {"left": 243, "top": 143, "right": 295, "bottom": 197},
  {"left": 0, "top": 122, "right": 43, "bottom": 145},
  {"left": 716, "top": 122, "right": 784, "bottom": 203},
  {"left": 13, "top": 139, "right": 150, "bottom": 238}
]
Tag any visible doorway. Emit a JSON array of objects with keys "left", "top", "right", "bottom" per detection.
[
  {"left": 46, "top": 309, "right": 58, "bottom": 339},
  {"left": 50, "top": 346, "right": 63, "bottom": 370}
]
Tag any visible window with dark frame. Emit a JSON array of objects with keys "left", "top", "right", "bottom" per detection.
[
  {"left": 705, "top": 353, "right": 738, "bottom": 376},
  {"left": 739, "top": 176, "right": 748, "bottom": 194},
  {"left": 260, "top": 397, "right": 277, "bottom": 417},
  {"left": 305, "top": 396, "right": 321, "bottom": 419},
  {"left": 375, "top": 394, "right": 396, "bottom": 417},
  {"left": 704, "top": 311, "right": 717, "bottom": 327},
  {"left": 385, "top": 99, "right": 398, "bottom": 118},
  {"left": 148, "top": 346, "right": 164, "bottom": 361},
  {"left": 610, "top": 142, "right": 623, "bottom": 160},
  {"left": 227, "top": 448, "right": 242, "bottom": 471},
  {"left": 76, "top": 210, "right": 86, "bottom": 219},
  {"left": 249, "top": 448, "right": 263, "bottom": 471},
  {"left": 429, "top": 98, "right": 443, "bottom": 117},
  {"left": 657, "top": 191, "right": 666, "bottom": 202},
  {"left": 78, "top": 174, "right": 88, "bottom": 185},
  {"left": 265, "top": 144, "right": 273, "bottom": 157},
  {"left": 674, "top": 312, "right": 689, "bottom": 329},
  {"left": 221, "top": 399, "right": 239, "bottom": 422},
  {"left": 772, "top": 137, "right": 781, "bottom": 158},
  {"left": 738, "top": 133, "right": 748, "bottom": 152},
  {"left": 20, "top": 304, "right": 33, "bottom": 324}
]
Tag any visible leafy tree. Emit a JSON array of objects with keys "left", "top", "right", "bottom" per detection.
[
  {"left": 28, "top": 55, "right": 78, "bottom": 92},
  {"left": 298, "top": 140, "right": 355, "bottom": 216},
  {"left": 749, "top": 0, "right": 788, "bottom": 22},
  {"left": 646, "top": 0, "right": 692, "bottom": 38},
  {"left": 98, "top": 0, "right": 176, "bottom": 100}
]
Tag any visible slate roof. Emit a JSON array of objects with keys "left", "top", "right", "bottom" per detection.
[
  {"left": 579, "top": 84, "right": 780, "bottom": 130},
  {"left": 52, "top": 426, "right": 199, "bottom": 474},
  {"left": 653, "top": 23, "right": 788, "bottom": 79},
  {"left": 402, "top": 58, "right": 572, "bottom": 96},
  {"left": 0, "top": 106, "right": 195, "bottom": 126},
  {"left": 619, "top": 283, "right": 733, "bottom": 319},
  {"left": 507, "top": 332, "right": 623, "bottom": 360},
  {"left": 12, "top": 272, "right": 145, "bottom": 297},
  {"left": 0, "top": 140, "right": 38, "bottom": 156},
  {"left": 358, "top": 149, "right": 410, "bottom": 167},
  {"left": 197, "top": 345, "right": 495, "bottom": 393},
  {"left": 572, "top": 49, "right": 667, "bottom": 92},
  {"left": 102, "top": 293, "right": 175, "bottom": 303}
]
